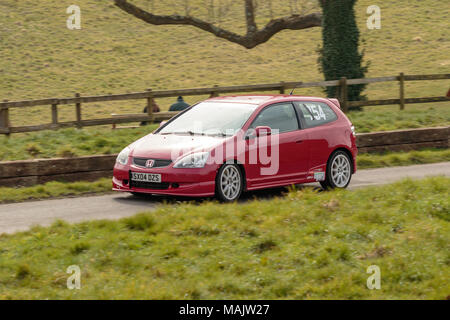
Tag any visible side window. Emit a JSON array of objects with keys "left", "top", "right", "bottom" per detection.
[
  {"left": 250, "top": 103, "right": 299, "bottom": 133},
  {"left": 295, "top": 102, "right": 337, "bottom": 128}
]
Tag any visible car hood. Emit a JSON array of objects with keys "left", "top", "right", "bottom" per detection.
[{"left": 129, "top": 133, "right": 227, "bottom": 160}]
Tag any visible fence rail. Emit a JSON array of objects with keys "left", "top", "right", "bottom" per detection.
[{"left": 0, "top": 73, "right": 449, "bottom": 135}]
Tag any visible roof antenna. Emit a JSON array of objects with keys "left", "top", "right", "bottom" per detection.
[{"left": 289, "top": 82, "right": 303, "bottom": 95}]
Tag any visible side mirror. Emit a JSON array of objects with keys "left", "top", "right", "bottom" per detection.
[
  {"left": 159, "top": 120, "right": 168, "bottom": 128},
  {"left": 255, "top": 126, "right": 272, "bottom": 137}
]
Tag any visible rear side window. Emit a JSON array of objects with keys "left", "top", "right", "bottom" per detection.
[
  {"left": 295, "top": 102, "right": 337, "bottom": 128},
  {"left": 250, "top": 103, "right": 299, "bottom": 133}
]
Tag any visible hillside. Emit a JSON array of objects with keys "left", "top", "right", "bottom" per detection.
[{"left": 1, "top": 0, "right": 449, "bottom": 127}]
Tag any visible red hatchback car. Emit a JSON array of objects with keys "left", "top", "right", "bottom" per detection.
[{"left": 113, "top": 95, "right": 357, "bottom": 201}]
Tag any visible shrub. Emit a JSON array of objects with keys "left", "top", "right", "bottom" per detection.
[{"left": 318, "top": 0, "right": 368, "bottom": 107}]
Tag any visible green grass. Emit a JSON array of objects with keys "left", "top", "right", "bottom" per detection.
[
  {"left": 0, "top": 177, "right": 448, "bottom": 299},
  {"left": 0, "top": 0, "right": 449, "bottom": 127},
  {"left": 0, "top": 148, "right": 448, "bottom": 204},
  {"left": 347, "top": 105, "right": 449, "bottom": 133},
  {"left": 357, "top": 148, "right": 450, "bottom": 168},
  {"left": 0, "top": 178, "right": 112, "bottom": 204},
  {"left": 0, "top": 125, "right": 158, "bottom": 161}
]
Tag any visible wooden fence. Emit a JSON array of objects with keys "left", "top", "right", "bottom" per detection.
[
  {"left": 0, "top": 126, "right": 447, "bottom": 187},
  {"left": 0, "top": 73, "right": 449, "bottom": 135}
]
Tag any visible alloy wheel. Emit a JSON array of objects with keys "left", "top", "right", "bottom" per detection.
[
  {"left": 330, "top": 154, "right": 351, "bottom": 187},
  {"left": 220, "top": 165, "right": 241, "bottom": 201}
]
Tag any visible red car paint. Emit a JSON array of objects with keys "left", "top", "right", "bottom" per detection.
[{"left": 112, "top": 95, "right": 357, "bottom": 197}]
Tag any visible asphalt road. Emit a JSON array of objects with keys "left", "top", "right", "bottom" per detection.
[{"left": 0, "top": 162, "right": 449, "bottom": 235}]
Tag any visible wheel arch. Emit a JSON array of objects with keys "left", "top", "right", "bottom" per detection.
[
  {"left": 218, "top": 159, "right": 247, "bottom": 191},
  {"left": 330, "top": 147, "right": 355, "bottom": 174}
]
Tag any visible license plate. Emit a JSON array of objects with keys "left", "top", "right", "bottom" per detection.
[{"left": 131, "top": 172, "right": 161, "bottom": 183}]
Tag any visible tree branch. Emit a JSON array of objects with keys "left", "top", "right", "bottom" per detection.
[
  {"left": 114, "top": 0, "right": 321, "bottom": 49},
  {"left": 245, "top": 0, "right": 257, "bottom": 35}
]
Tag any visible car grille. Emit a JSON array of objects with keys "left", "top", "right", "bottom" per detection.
[
  {"left": 133, "top": 158, "right": 172, "bottom": 168},
  {"left": 130, "top": 181, "right": 170, "bottom": 190}
]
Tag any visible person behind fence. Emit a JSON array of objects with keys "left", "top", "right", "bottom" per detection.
[
  {"left": 169, "top": 96, "right": 190, "bottom": 112},
  {"left": 140, "top": 100, "right": 160, "bottom": 126}
]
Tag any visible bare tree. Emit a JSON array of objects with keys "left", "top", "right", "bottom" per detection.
[{"left": 113, "top": 0, "right": 321, "bottom": 49}]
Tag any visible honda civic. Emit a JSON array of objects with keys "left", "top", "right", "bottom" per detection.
[{"left": 113, "top": 95, "right": 357, "bottom": 201}]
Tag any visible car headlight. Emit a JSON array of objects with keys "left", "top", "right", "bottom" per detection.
[
  {"left": 173, "top": 152, "right": 209, "bottom": 168},
  {"left": 116, "top": 147, "right": 130, "bottom": 165},
  {"left": 351, "top": 125, "right": 356, "bottom": 137}
]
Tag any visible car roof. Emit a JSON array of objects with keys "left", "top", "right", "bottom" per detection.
[{"left": 206, "top": 95, "right": 332, "bottom": 106}]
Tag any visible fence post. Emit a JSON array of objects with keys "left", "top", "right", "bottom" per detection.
[
  {"left": 279, "top": 81, "right": 285, "bottom": 94},
  {"left": 339, "top": 77, "right": 348, "bottom": 113},
  {"left": 0, "top": 100, "right": 10, "bottom": 136},
  {"left": 209, "top": 85, "right": 219, "bottom": 98},
  {"left": 75, "top": 93, "right": 82, "bottom": 128},
  {"left": 51, "top": 102, "right": 58, "bottom": 126},
  {"left": 399, "top": 72, "right": 405, "bottom": 110},
  {"left": 146, "top": 88, "right": 154, "bottom": 122}
]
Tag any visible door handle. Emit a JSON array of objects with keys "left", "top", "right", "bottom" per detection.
[{"left": 296, "top": 140, "right": 303, "bottom": 144}]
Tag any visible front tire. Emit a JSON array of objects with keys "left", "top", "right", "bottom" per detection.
[
  {"left": 215, "top": 163, "right": 244, "bottom": 202},
  {"left": 321, "top": 151, "right": 352, "bottom": 190}
]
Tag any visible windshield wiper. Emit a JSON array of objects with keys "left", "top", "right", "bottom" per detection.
[
  {"left": 161, "top": 131, "right": 232, "bottom": 137},
  {"left": 161, "top": 131, "right": 205, "bottom": 136},
  {"left": 212, "top": 132, "right": 232, "bottom": 137}
]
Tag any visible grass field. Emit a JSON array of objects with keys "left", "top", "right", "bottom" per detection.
[
  {"left": 0, "top": 125, "right": 157, "bottom": 161},
  {"left": 0, "top": 178, "right": 112, "bottom": 204},
  {"left": 0, "top": 177, "right": 448, "bottom": 299},
  {"left": 0, "top": 0, "right": 449, "bottom": 127},
  {"left": 0, "top": 148, "right": 449, "bottom": 204}
]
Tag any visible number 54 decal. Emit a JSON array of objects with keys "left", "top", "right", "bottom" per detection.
[{"left": 306, "top": 104, "right": 327, "bottom": 121}]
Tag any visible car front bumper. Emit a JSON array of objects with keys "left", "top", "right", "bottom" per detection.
[{"left": 112, "top": 162, "right": 219, "bottom": 197}]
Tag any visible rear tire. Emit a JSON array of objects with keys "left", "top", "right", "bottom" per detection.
[
  {"left": 215, "top": 163, "right": 244, "bottom": 202},
  {"left": 321, "top": 150, "right": 352, "bottom": 190}
]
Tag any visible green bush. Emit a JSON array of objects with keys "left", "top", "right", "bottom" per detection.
[{"left": 318, "top": 0, "right": 368, "bottom": 105}]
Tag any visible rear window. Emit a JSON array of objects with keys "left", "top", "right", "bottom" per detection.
[{"left": 295, "top": 102, "right": 337, "bottom": 128}]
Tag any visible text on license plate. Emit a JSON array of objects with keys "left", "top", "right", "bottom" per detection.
[{"left": 131, "top": 172, "right": 161, "bottom": 183}]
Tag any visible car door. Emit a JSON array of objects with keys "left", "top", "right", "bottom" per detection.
[
  {"left": 245, "top": 102, "right": 310, "bottom": 187},
  {"left": 294, "top": 101, "right": 339, "bottom": 176}
]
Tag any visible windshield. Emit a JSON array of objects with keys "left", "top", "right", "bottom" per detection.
[{"left": 158, "top": 101, "right": 258, "bottom": 136}]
